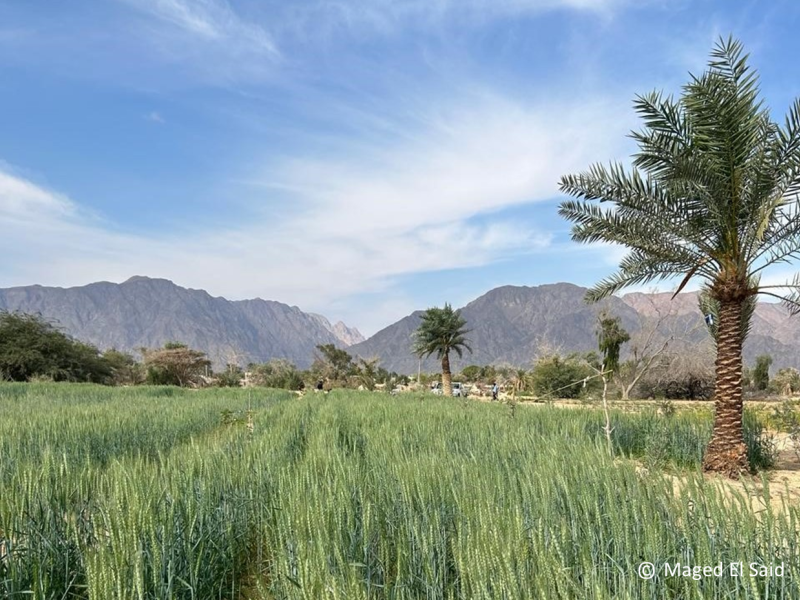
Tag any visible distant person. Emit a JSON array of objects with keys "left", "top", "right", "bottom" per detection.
[
  {"left": 316, "top": 380, "right": 324, "bottom": 393},
  {"left": 492, "top": 382, "right": 498, "bottom": 402}
]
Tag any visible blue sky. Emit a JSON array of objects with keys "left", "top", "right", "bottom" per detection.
[{"left": 1, "top": 0, "right": 800, "bottom": 335}]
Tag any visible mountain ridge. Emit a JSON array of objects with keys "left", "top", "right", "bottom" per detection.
[
  {"left": 0, "top": 276, "right": 363, "bottom": 369},
  {"left": 2, "top": 278, "right": 799, "bottom": 376},
  {"left": 349, "top": 283, "right": 800, "bottom": 374}
]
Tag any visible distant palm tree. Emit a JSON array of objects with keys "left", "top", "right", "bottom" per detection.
[
  {"left": 413, "top": 304, "right": 472, "bottom": 397},
  {"left": 558, "top": 37, "right": 800, "bottom": 477},
  {"left": 356, "top": 357, "right": 379, "bottom": 391},
  {"left": 508, "top": 368, "right": 529, "bottom": 402}
]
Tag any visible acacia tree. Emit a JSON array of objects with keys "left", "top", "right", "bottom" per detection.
[
  {"left": 614, "top": 301, "right": 674, "bottom": 401},
  {"left": 313, "top": 344, "right": 354, "bottom": 384},
  {"left": 508, "top": 367, "right": 530, "bottom": 402},
  {"left": 143, "top": 342, "right": 211, "bottom": 387},
  {"left": 559, "top": 38, "right": 800, "bottom": 477},
  {"left": 594, "top": 314, "right": 629, "bottom": 452},
  {"left": 413, "top": 304, "right": 472, "bottom": 396},
  {"left": 356, "top": 357, "right": 380, "bottom": 391}
]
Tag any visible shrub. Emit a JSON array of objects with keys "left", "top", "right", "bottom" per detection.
[
  {"left": 249, "top": 359, "right": 304, "bottom": 390},
  {"left": 102, "top": 349, "right": 145, "bottom": 386},
  {"left": 216, "top": 367, "right": 244, "bottom": 388},
  {"left": 635, "top": 350, "right": 714, "bottom": 399},
  {"left": 143, "top": 342, "right": 211, "bottom": 387},
  {"left": 770, "top": 368, "right": 800, "bottom": 396},
  {"left": 530, "top": 353, "right": 599, "bottom": 399},
  {"left": 0, "top": 311, "right": 111, "bottom": 383},
  {"left": 638, "top": 373, "right": 714, "bottom": 400},
  {"left": 752, "top": 354, "right": 773, "bottom": 391}
]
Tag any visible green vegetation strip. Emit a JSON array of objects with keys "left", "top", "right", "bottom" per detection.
[{"left": 0, "top": 384, "right": 797, "bottom": 599}]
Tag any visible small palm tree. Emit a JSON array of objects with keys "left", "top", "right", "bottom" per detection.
[
  {"left": 356, "top": 357, "right": 379, "bottom": 391},
  {"left": 413, "top": 304, "right": 472, "bottom": 396},
  {"left": 558, "top": 37, "right": 800, "bottom": 477},
  {"left": 509, "top": 368, "right": 529, "bottom": 402}
]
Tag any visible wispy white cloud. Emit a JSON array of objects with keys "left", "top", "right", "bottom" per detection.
[
  {"left": 276, "top": 0, "right": 626, "bottom": 36},
  {"left": 112, "top": 0, "right": 279, "bottom": 85},
  {"left": 0, "top": 0, "right": 631, "bottom": 90},
  {"left": 122, "top": 0, "right": 277, "bottom": 54},
  {"left": 140, "top": 0, "right": 227, "bottom": 38},
  {"left": 0, "top": 170, "right": 75, "bottom": 222},
  {"left": 262, "top": 91, "right": 633, "bottom": 234},
  {"left": 144, "top": 111, "right": 165, "bottom": 123}
]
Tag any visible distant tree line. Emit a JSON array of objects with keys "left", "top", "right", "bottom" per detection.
[
  {"left": 0, "top": 311, "right": 410, "bottom": 391},
  {"left": 436, "top": 311, "right": 796, "bottom": 401},
  {"left": 3, "top": 310, "right": 798, "bottom": 400}
]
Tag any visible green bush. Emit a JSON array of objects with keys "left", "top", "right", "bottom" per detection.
[
  {"left": 752, "top": 354, "right": 773, "bottom": 391},
  {"left": 143, "top": 342, "right": 210, "bottom": 387},
  {"left": 770, "top": 368, "right": 800, "bottom": 396},
  {"left": 249, "top": 359, "right": 305, "bottom": 390},
  {"left": 530, "top": 353, "right": 599, "bottom": 399},
  {"left": 0, "top": 311, "right": 111, "bottom": 383},
  {"left": 637, "top": 372, "right": 714, "bottom": 400}
]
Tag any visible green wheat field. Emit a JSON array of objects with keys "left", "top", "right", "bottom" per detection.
[{"left": 0, "top": 383, "right": 797, "bottom": 599}]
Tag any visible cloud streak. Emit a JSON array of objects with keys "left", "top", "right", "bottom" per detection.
[
  {"left": 111, "top": 0, "right": 280, "bottom": 85},
  {"left": 275, "top": 0, "right": 625, "bottom": 37},
  {"left": 123, "top": 0, "right": 278, "bottom": 54}
]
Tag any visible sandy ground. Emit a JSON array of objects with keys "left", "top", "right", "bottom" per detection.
[
  {"left": 704, "top": 432, "right": 800, "bottom": 513},
  {"left": 511, "top": 396, "right": 788, "bottom": 411}
]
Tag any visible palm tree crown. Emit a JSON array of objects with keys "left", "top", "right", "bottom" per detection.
[
  {"left": 559, "top": 37, "right": 800, "bottom": 309},
  {"left": 413, "top": 304, "right": 471, "bottom": 360},
  {"left": 558, "top": 37, "right": 800, "bottom": 477}
]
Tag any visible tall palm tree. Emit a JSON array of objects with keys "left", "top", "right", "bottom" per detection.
[
  {"left": 558, "top": 37, "right": 800, "bottom": 477},
  {"left": 413, "top": 304, "right": 472, "bottom": 397}
]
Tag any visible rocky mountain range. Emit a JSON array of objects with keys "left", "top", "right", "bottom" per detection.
[
  {"left": 0, "top": 276, "right": 364, "bottom": 369},
  {"left": 2, "top": 278, "right": 799, "bottom": 375},
  {"left": 348, "top": 283, "right": 800, "bottom": 375}
]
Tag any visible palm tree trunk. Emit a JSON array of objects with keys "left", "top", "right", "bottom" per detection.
[
  {"left": 441, "top": 353, "right": 453, "bottom": 397},
  {"left": 702, "top": 298, "right": 750, "bottom": 477},
  {"left": 600, "top": 363, "right": 613, "bottom": 455}
]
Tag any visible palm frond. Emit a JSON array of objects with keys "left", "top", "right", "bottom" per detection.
[
  {"left": 757, "top": 273, "right": 800, "bottom": 316},
  {"left": 560, "top": 36, "right": 800, "bottom": 310}
]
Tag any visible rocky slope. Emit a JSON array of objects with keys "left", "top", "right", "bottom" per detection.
[
  {"left": 349, "top": 284, "right": 800, "bottom": 374},
  {"left": 0, "top": 276, "right": 363, "bottom": 369}
]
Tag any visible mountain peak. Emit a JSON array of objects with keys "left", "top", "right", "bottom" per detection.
[{"left": 122, "top": 275, "right": 176, "bottom": 286}]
